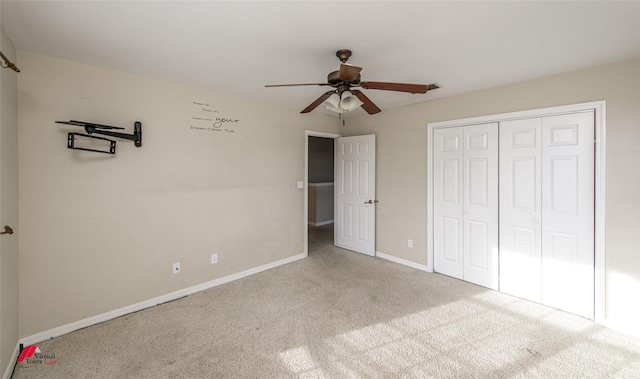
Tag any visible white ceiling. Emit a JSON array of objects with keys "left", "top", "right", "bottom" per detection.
[{"left": 3, "top": 1, "right": 640, "bottom": 116}]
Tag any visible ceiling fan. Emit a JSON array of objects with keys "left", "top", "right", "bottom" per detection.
[{"left": 265, "top": 49, "right": 439, "bottom": 115}]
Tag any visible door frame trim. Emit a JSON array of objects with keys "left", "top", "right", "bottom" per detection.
[
  {"left": 426, "top": 101, "right": 606, "bottom": 323},
  {"left": 304, "top": 130, "right": 341, "bottom": 256}
]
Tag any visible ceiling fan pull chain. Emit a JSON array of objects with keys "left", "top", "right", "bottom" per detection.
[{"left": 339, "top": 112, "right": 346, "bottom": 127}]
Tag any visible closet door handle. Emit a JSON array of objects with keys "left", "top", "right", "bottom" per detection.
[{"left": 0, "top": 225, "right": 14, "bottom": 235}]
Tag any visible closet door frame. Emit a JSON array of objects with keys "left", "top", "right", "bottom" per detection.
[{"left": 426, "top": 101, "right": 606, "bottom": 323}]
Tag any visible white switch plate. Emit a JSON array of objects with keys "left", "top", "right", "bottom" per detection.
[
  {"left": 211, "top": 254, "right": 218, "bottom": 264},
  {"left": 297, "top": 181, "right": 304, "bottom": 189},
  {"left": 408, "top": 239, "right": 413, "bottom": 248},
  {"left": 173, "top": 262, "right": 180, "bottom": 274}
]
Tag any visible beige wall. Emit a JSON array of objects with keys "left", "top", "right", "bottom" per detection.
[
  {"left": 0, "top": 26, "right": 20, "bottom": 377},
  {"left": 344, "top": 57, "right": 640, "bottom": 335},
  {"left": 17, "top": 52, "right": 339, "bottom": 338},
  {"left": 308, "top": 184, "right": 334, "bottom": 225}
]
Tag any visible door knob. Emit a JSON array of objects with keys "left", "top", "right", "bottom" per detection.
[
  {"left": 364, "top": 200, "right": 379, "bottom": 204},
  {"left": 0, "top": 225, "right": 13, "bottom": 235}
]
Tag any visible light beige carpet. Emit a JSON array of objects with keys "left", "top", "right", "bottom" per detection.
[{"left": 12, "top": 225, "right": 640, "bottom": 378}]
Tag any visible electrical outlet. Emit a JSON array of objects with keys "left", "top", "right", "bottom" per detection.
[
  {"left": 408, "top": 239, "right": 413, "bottom": 248},
  {"left": 173, "top": 262, "right": 180, "bottom": 274},
  {"left": 211, "top": 254, "right": 218, "bottom": 264}
]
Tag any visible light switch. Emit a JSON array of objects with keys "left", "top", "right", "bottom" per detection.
[{"left": 297, "top": 181, "right": 304, "bottom": 189}]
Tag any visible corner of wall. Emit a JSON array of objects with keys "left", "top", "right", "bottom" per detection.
[{"left": 0, "top": 24, "right": 21, "bottom": 379}]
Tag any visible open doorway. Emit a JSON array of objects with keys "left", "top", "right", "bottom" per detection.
[{"left": 305, "top": 131, "right": 340, "bottom": 256}]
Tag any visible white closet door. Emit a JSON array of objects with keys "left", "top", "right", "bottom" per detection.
[
  {"left": 433, "top": 127, "right": 464, "bottom": 279},
  {"left": 463, "top": 123, "right": 499, "bottom": 290},
  {"left": 499, "top": 112, "right": 595, "bottom": 318},
  {"left": 499, "top": 118, "right": 543, "bottom": 302},
  {"left": 434, "top": 124, "right": 498, "bottom": 289},
  {"left": 541, "top": 112, "right": 594, "bottom": 318}
]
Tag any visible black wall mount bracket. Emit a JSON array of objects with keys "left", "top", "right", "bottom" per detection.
[{"left": 56, "top": 120, "right": 142, "bottom": 154}]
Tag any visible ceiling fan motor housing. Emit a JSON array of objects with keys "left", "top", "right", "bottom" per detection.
[{"left": 327, "top": 71, "right": 361, "bottom": 86}]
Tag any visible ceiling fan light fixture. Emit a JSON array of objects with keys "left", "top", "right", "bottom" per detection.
[
  {"left": 340, "top": 91, "right": 363, "bottom": 112},
  {"left": 322, "top": 91, "right": 364, "bottom": 113},
  {"left": 323, "top": 93, "right": 342, "bottom": 112}
]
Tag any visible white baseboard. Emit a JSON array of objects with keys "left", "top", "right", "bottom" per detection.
[
  {"left": 20, "top": 253, "right": 307, "bottom": 346},
  {"left": 2, "top": 342, "right": 20, "bottom": 379},
  {"left": 308, "top": 220, "right": 334, "bottom": 227},
  {"left": 376, "top": 251, "right": 431, "bottom": 272}
]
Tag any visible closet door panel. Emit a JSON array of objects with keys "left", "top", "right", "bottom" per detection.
[
  {"left": 541, "top": 112, "right": 595, "bottom": 318},
  {"left": 463, "top": 123, "right": 499, "bottom": 290},
  {"left": 499, "top": 118, "right": 542, "bottom": 302},
  {"left": 433, "top": 127, "right": 464, "bottom": 279}
]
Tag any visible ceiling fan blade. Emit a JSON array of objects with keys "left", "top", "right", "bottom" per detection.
[
  {"left": 338, "top": 63, "right": 362, "bottom": 82},
  {"left": 301, "top": 91, "right": 335, "bottom": 113},
  {"left": 265, "top": 83, "right": 330, "bottom": 88},
  {"left": 360, "top": 81, "right": 429, "bottom": 94},
  {"left": 351, "top": 90, "right": 381, "bottom": 115}
]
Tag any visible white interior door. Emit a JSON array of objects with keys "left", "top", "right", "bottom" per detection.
[
  {"left": 335, "top": 135, "right": 376, "bottom": 256},
  {"left": 499, "top": 118, "right": 543, "bottom": 302},
  {"left": 541, "top": 112, "right": 594, "bottom": 318},
  {"left": 433, "top": 124, "right": 498, "bottom": 289}
]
